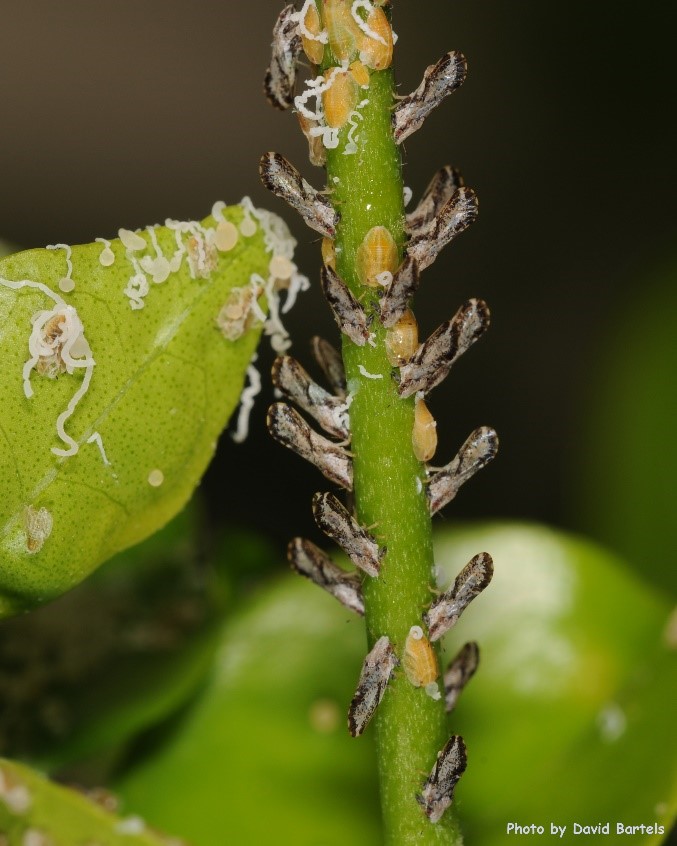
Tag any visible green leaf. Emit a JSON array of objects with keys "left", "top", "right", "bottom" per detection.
[
  {"left": 0, "top": 758, "right": 176, "bottom": 845},
  {"left": 112, "top": 524, "right": 676, "bottom": 845},
  {"left": 0, "top": 202, "right": 296, "bottom": 616}
]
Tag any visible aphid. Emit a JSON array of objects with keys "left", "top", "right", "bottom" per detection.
[
  {"left": 424, "top": 552, "right": 494, "bottom": 642},
  {"left": 312, "top": 491, "right": 384, "bottom": 578},
  {"left": 405, "top": 165, "right": 464, "bottom": 237},
  {"left": 267, "top": 402, "right": 353, "bottom": 490},
  {"left": 296, "top": 112, "right": 327, "bottom": 167},
  {"left": 299, "top": 0, "right": 326, "bottom": 65},
  {"left": 406, "top": 186, "right": 479, "bottom": 272},
  {"left": 324, "top": 0, "right": 364, "bottom": 61},
  {"left": 355, "top": 3, "right": 393, "bottom": 70},
  {"left": 385, "top": 308, "right": 419, "bottom": 366},
  {"left": 356, "top": 226, "right": 398, "bottom": 288},
  {"left": 321, "top": 265, "right": 371, "bottom": 346},
  {"left": 348, "top": 636, "right": 398, "bottom": 737},
  {"left": 259, "top": 152, "right": 338, "bottom": 238},
  {"left": 288, "top": 537, "right": 364, "bottom": 615},
  {"left": 403, "top": 625, "right": 440, "bottom": 700},
  {"left": 412, "top": 397, "right": 437, "bottom": 462},
  {"left": 310, "top": 335, "right": 347, "bottom": 396},
  {"left": 264, "top": 4, "right": 302, "bottom": 110},
  {"left": 444, "top": 641, "right": 480, "bottom": 713},
  {"left": 397, "top": 298, "right": 490, "bottom": 398},
  {"left": 23, "top": 506, "right": 53, "bottom": 554},
  {"left": 379, "top": 255, "right": 420, "bottom": 328},
  {"left": 323, "top": 69, "right": 360, "bottom": 129},
  {"left": 428, "top": 426, "right": 499, "bottom": 514},
  {"left": 272, "top": 355, "right": 350, "bottom": 440},
  {"left": 392, "top": 51, "right": 468, "bottom": 145},
  {"left": 321, "top": 237, "right": 337, "bottom": 270},
  {"left": 416, "top": 735, "right": 468, "bottom": 823}
]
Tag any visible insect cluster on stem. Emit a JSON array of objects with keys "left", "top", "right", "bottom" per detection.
[{"left": 260, "top": 0, "right": 497, "bottom": 829}]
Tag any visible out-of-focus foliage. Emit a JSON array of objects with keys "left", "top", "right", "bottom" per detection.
[
  {"left": 0, "top": 506, "right": 228, "bottom": 774},
  {"left": 0, "top": 758, "right": 178, "bottom": 845},
  {"left": 0, "top": 206, "right": 268, "bottom": 616},
  {"left": 574, "top": 262, "right": 677, "bottom": 597},
  {"left": 111, "top": 523, "right": 676, "bottom": 846}
]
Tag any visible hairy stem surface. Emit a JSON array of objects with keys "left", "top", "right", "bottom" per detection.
[{"left": 320, "top": 26, "right": 461, "bottom": 846}]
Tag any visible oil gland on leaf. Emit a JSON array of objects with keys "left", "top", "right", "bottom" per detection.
[{"left": 0, "top": 201, "right": 295, "bottom": 616}]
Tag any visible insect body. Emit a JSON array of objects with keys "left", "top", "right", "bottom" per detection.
[
  {"left": 393, "top": 51, "right": 468, "bottom": 145},
  {"left": 321, "top": 265, "right": 371, "bottom": 346},
  {"left": 272, "top": 355, "right": 350, "bottom": 440},
  {"left": 288, "top": 537, "right": 364, "bottom": 615},
  {"left": 348, "top": 636, "right": 398, "bottom": 737},
  {"left": 412, "top": 397, "right": 437, "bottom": 462},
  {"left": 356, "top": 226, "right": 399, "bottom": 288},
  {"left": 312, "top": 491, "right": 384, "bottom": 578},
  {"left": 444, "top": 641, "right": 480, "bottom": 713},
  {"left": 407, "top": 186, "right": 478, "bottom": 273},
  {"left": 398, "top": 299, "right": 490, "bottom": 398},
  {"left": 379, "top": 255, "right": 420, "bottom": 329},
  {"left": 417, "top": 735, "right": 468, "bottom": 823},
  {"left": 403, "top": 625, "right": 441, "bottom": 700},
  {"left": 427, "top": 426, "right": 499, "bottom": 514},
  {"left": 385, "top": 308, "right": 419, "bottom": 367},
  {"left": 264, "top": 5, "right": 302, "bottom": 110},
  {"left": 424, "top": 552, "right": 494, "bottom": 642},
  {"left": 310, "top": 335, "right": 347, "bottom": 396},
  {"left": 259, "top": 152, "right": 338, "bottom": 238},
  {"left": 405, "top": 165, "right": 464, "bottom": 237},
  {"left": 266, "top": 402, "right": 353, "bottom": 490}
]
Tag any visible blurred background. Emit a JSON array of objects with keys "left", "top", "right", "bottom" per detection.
[{"left": 1, "top": 0, "right": 676, "bottom": 590}]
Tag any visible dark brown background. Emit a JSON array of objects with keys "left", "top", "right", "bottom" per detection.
[{"left": 2, "top": 0, "right": 676, "bottom": 549}]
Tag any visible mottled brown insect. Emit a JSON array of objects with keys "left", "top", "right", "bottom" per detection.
[
  {"left": 288, "top": 537, "right": 364, "bottom": 616},
  {"left": 405, "top": 165, "right": 464, "bottom": 237},
  {"left": 393, "top": 51, "right": 468, "bottom": 144},
  {"left": 259, "top": 152, "right": 338, "bottom": 238},
  {"left": 267, "top": 402, "right": 353, "bottom": 490},
  {"left": 398, "top": 298, "right": 490, "bottom": 398},
  {"left": 321, "top": 265, "right": 371, "bottom": 346},
  {"left": 312, "top": 491, "right": 384, "bottom": 578},
  {"left": 297, "top": 112, "right": 327, "bottom": 167},
  {"left": 379, "top": 255, "right": 420, "bottom": 329},
  {"left": 424, "top": 552, "right": 494, "bottom": 642},
  {"left": 264, "top": 5, "right": 302, "bottom": 110},
  {"left": 444, "top": 641, "right": 480, "bottom": 713},
  {"left": 348, "top": 636, "right": 398, "bottom": 737},
  {"left": 428, "top": 426, "right": 499, "bottom": 515},
  {"left": 272, "top": 355, "right": 350, "bottom": 440},
  {"left": 407, "top": 186, "right": 478, "bottom": 273},
  {"left": 310, "top": 335, "right": 347, "bottom": 396},
  {"left": 417, "top": 735, "right": 468, "bottom": 824}
]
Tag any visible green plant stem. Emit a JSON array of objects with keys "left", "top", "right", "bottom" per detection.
[{"left": 321, "top": 41, "right": 462, "bottom": 846}]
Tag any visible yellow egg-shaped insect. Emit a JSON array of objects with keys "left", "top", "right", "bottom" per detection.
[
  {"left": 359, "top": 6, "right": 394, "bottom": 71},
  {"left": 385, "top": 309, "right": 418, "bottom": 366},
  {"left": 356, "top": 225, "right": 398, "bottom": 287},
  {"left": 323, "top": 70, "right": 360, "bottom": 129},
  {"left": 321, "top": 237, "right": 337, "bottom": 271},
  {"left": 349, "top": 60, "right": 370, "bottom": 88},
  {"left": 412, "top": 397, "right": 438, "bottom": 462},
  {"left": 404, "top": 625, "right": 439, "bottom": 688},
  {"left": 324, "top": 0, "right": 364, "bottom": 61},
  {"left": 301, "top": 1, "right": 325, "bottom": 65}
]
